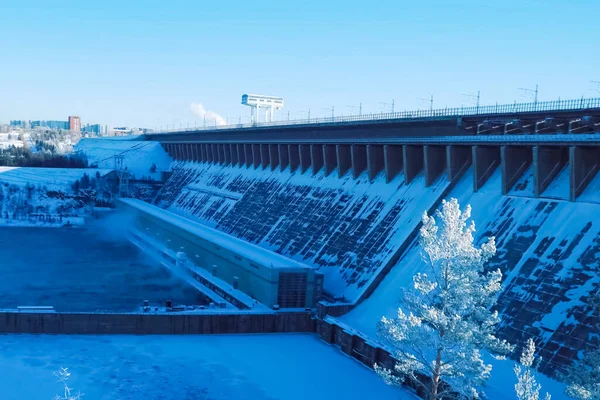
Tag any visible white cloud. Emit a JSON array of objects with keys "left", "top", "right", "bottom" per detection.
[{"left": 190, "top": 102, "right": 226, "bottom": 126}]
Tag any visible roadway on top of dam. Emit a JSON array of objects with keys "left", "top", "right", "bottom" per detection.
[
  {"left": 156, "top": 133, "right": 600, "bottom": 147},
  {"left": 146, "top": 100, "right": 600, "bottom": 143}
]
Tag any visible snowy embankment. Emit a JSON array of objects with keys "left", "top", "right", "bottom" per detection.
[
  {"left": 158, "top": 160, "right": 450, "bottom": 302},
  {"left": 0, "top": 334, "right": 411, "bottom": 400},
  {"left": 0, "top": 166, "right": 112, "bottom": 190},
  {"left": 0, "top": 167, "right": 114, "bottom": 227},
  {"left": 75, "top": 138, "right": 171, "bottom": 181}
]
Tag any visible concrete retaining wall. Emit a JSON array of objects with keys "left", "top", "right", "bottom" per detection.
[
  {"left": 0, "top": 311, "right": 315, "bottom": 335},
  {"left": 316, "top": 318, "right": 456, "bottom": 400},
  {"left": 316, "top": 318, "right": 425, "bottom": 397}
]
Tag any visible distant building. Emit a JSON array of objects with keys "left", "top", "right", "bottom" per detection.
[
  {"left": 9, "top": 120, "right": 27, "bottom": 128},
  {"left": 50, "top": 120, "right": 69, "bottom": 130},
  {"left": 112, "top": 127, "right": 133, "bottom": 136},
  {"left": 82, "top": 124, "right": 108, "bottom": 136},
  {"left": 68, "top": 116, "right": 81, "bottom": 132},
  {"left": 30, "top": 120, "right": 69, "bottom": 130}
]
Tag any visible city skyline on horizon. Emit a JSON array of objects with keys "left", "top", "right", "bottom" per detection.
[{"left": 1, "top": 0, "right": 599, "bottom": 128}]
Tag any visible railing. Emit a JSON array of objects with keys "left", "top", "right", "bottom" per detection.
[{"left": 152, "top": 97, "right": 600, "bottom": 134}]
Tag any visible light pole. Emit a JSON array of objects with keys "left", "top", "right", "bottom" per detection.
[
  {"left": 518, "top": 84, "right": 539, "bottom": 106},
  {"left": 378, "top": 100, "right": 395, "bottom": 114},
  {"left": 417, "top": 95, "right": 434, "bottom": 112},
  {"left": 321, "top": 106, "right": 335, "bottom": 120},
  {"left": 462, "top": 91, "right": 481, "bottom": 113},
  {"left": 347, "top": 103, "right": 362, "bottom": 116},
  {"left": 300, "top": 109, "right": 311, "bottom": 121}
]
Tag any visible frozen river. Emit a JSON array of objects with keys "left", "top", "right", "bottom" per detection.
[
  {"left": 0, "top": 333, "right": 410, "bottom": 400},
  {"left": 0, "top": 226, "right": 206, "bottom": 311}
]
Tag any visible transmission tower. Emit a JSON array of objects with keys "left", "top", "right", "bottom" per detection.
[{"left": 114, "top": 155, "right": 130, "bottom": 198}]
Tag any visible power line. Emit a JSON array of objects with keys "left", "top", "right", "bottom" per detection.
[
  {"left": 417, "top": 95, "right": 434, "bottom": 111},
  {"left": 320, "top": 106, "right": 335, "bottom": 119},
  {"left": 299, "top": 109, "right": 311, "bottom": 121},
  {"left": 518, "top": 84, "right": 539, "bottom": 105},
  {"left": 346, "top": 103, "right": 362, "bottom": 115},
  {"left": 90, "top": 142, "right": 154, "bottom": 166},
  {"left": 462, "top": 91, "right": 480, "bottom": 107},
  {"left": 378, "top": 100, "right": 395, "bottom": 113}
]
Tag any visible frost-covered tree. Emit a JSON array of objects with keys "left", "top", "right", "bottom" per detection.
[
  {"left": 374, "top": 198, "right": 513, "bottom": 399},
  {"left": 564, "top": 346, "right": 600, "bottom": 399},
  {"left": 564, "top": 290, "right": 600, "bottom": 399},
  {"left": 53, "top": 367, "right": 83, "bottom": 400},
  {"left": 514, "top": 338, "right": 551, "bottom": 400}
]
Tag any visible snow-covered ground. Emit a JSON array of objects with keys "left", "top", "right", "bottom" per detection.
[
  {"left": 0, "top": 140, "right": 24, "bottom": 149},
  {"left": 578, "top": 168, "right": 600, "bottom": 204},
  {"left": 0, "top": 167, "right": 114, "bottom": 225},
  {"left": 75, "top": 138, "right": 171, "bottom": 180},
  {"left": 0, "top": 166, "right": 112, "bottom": 190},
  {"left": 0, "top": 334, "right": 409, "bottom": 400}
]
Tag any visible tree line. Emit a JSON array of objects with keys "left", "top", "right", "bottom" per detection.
[{"left": 0, "top": 145, "right": 87, "bottom": 168}]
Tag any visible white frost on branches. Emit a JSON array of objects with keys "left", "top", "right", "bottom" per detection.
[
  {"left": 514, "top": 338, "right": 551, "bottom": 400},
  {"left": 564, "top": 289, "right": 600, "bottom": 399},
  {"left": 565, "top": 347, "right": 600, "bottom": 399},
  {"left": 374, "top": 198, "right": 513, "bottom": 399},
  {"left": 53, "top": 367, "right": 83, "bottom": 400}
]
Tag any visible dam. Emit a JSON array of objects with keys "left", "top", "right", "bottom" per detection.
[
  {"left": 132, "top": 97, "right": 600, "bottom": 380},
  {"left": 39, "top": 97, "right": 598, "bottom": 397}
]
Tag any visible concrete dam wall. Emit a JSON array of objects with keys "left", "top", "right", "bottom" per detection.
[
  {"left": 342, "top": 168, "right": 600, "bottom": 376},
  {"left": 155, "top": 160, "right": 451, "bottom": 302},
  {"left": 153, "top": 153, "right": 599, "bottom": 375}
]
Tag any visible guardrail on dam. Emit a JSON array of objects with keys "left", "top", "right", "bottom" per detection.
[{"left": 147, "top": 96, "right": 600, "bottom": 139}]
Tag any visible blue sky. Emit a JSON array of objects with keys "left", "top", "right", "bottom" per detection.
[{"left": 1, "top": 0, "right": 598, "bottom": 128}]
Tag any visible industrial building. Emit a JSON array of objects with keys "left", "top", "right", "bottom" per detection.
[
  {"left": 242, "top": 94, "right": 284, "bottom": 123},
  {"left": 118, "top": 198, "right": 324, "bottom": 309}
]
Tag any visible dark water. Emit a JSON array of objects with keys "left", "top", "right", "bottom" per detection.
[{"left": 0, "top": 226, "right": 207, "bottom": 312}]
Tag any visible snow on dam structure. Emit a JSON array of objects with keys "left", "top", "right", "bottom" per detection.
[
  {"left": 154, "top": 156, "right": 453, "bottom": 303},
  {"left": 142, "top": 134, "right": 600, "bottom": 377},
  {"left": 341, "top": 166, "right": 600, "bottom": 376},
  {"left": 74, "top": 138, "right": 172, "bottom": 181}
]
